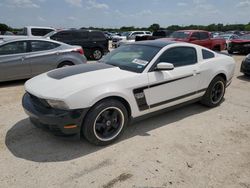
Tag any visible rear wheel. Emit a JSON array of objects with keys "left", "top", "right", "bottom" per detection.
[
  {"left": 201, "top": 76, "right": 226, "bottom": 107},
  {"left": 92, "top": 48, "right": 103, "bottom": 60},
  {"left": 82, "top": 99, "right": 128, "bottom": 146}
]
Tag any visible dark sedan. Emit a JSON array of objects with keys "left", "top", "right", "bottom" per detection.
[{"left": 241, "top": 54, "right": 250, "bottom": 76}]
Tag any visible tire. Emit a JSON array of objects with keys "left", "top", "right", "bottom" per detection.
[
  {"left": 57, "top": 61, "right": 74, "bottom": 68},
  {"left": 82, "top": 99, "right": 128, "bottom": 146},
  {"left": 228, "top": 50, "right": 233, "bottom": 54},
  {"left": 213, "top": 46, "right": 221, "bottom": 52},
  {"left": 201, "top": 76, "right": 226, "bottom": 107},
  {"left": 92, "top": 48, "right": 103, "bottom": 60}
]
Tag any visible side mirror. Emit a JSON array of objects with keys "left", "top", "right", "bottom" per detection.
[
  {"left": 190, "top": 37, "right": 198, "bottom": 41},
  {"left": 155, "top": 62, "right": 174, "bottom": 71}
]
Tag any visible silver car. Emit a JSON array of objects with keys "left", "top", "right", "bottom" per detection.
[{"left": 0, "top": 38, "right": 87, "bottom": 82}]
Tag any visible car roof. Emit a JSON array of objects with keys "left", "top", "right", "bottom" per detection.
[
  {"left": 25, "top": 26, "right": 55, "bottom": 30},
  {"left": 0, "top": 37, "right": 63, "bottom": 45},
  {"left": 131, "top": 40, "right": 176, "bottom": 48}
]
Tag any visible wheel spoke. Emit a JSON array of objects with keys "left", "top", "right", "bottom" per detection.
[
  {"left": 95, "top": 123, "right": 106, "bottom": 131},
  {"left": 101, "top": 111, "right": 110, "bottom": 120}
]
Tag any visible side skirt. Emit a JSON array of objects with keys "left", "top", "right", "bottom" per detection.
[{"left": 129, "top": 97, "right": 202, "bottom": 124}]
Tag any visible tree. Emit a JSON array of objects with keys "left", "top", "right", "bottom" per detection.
[
  {"left": 149, "top": 23, "right": 160, "bottom": 32},
  {"left": 0, "top": 23, "right": 9, "bottom": 32},
  {"left": 245, "top": 24, "right": 250, "bottom": 31}
]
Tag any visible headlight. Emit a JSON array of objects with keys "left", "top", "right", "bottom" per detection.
[
  {"left": 46, "top": 99, "right": 69, "bottom": 110},
  {"left": 246, "top": 54, "right": 250, "bottom": 59}
]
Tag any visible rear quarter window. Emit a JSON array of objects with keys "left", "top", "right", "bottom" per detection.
[
  {"left": 30, "top": 41, "right": 60, "bottom": 52},
  {"left": 90, "top": 32, "right": 105, "bottom": 39},
  {"left": 202, "top": 49, "right": 215, "bottom": 59}
]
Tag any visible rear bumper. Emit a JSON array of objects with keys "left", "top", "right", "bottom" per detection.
[{"left": 22, "top": 93, "right": 89, "bottom": 135}]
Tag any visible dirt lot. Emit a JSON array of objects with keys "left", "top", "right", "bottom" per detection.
[{"left": 0, "top": 55, "right": 249, "bottom": 188}]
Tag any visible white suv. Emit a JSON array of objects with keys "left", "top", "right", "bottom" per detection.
[{"left": 112, "top": 31, "right": 152, "bottom": 48}]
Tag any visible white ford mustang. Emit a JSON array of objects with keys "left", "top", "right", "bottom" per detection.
[{"left": 22, "top": 40, "right": 236, "bottom": 145}]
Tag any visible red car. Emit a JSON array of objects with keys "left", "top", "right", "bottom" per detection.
[
  {"left": 228, "top": 34, "right": 250, "bottom": 54},
  {"left": 162, "top": 30, "right": 226, "bottom": 51}
]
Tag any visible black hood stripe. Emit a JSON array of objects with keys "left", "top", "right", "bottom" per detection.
[{"left": 47, "top": 63, "right": 114, "bottom": 80}]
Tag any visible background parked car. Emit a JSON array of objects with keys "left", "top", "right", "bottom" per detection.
[
  {"left": 241, "top": 54, "right": 250, "bottom": 76},
  {"left": 45, "top": 29, "right": 109, "bottom": 60},
  {"left": 0, "top": 38, "right": 86, "bottom": 82},
  {"left": 136, "top": 30, "right": 173, "bottom": 41},
  {"left": 228, "top": 34, "right": 250, "bottom": 54},
  {"left": 218, "top": 34, "right": 239, "bottom": 49},
  {"left": 0, "top": 26, "right": 56, "bottom": 41},
  {"left": 112, "top": 31, "right": 152, "bottom": 48}
]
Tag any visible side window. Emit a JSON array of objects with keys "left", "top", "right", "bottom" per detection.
[
  {"left": 191, "top": 32, "right": 199, "bottom": 40},
  {"left": 199, "top": 32, "right": 209, "bottom": 40},
  {"left": 32, "top": 29, "right": 54, "bottom": 36},
  {"left": 0, "top": 41, "right": 27, "bottom": 55},
  {"left": 158, "top": 47, "right": 197, "bottom": 67},
  {"left": 90, "top": 32, "right": 105, "bottom": 39},
  {"left": 73, "top": 31, "right": 89, "bottom": 39},
  {"left": 51, "top": 31, "right": 73, "bottom": 40},
  {"left": 30, "top": 41, "right": 60, "bottom": 52},
  {"left": 202, "top": 49, "right": 215, "bottom": 59}
]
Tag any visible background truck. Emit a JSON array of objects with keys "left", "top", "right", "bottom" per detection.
[
  {"left": 167, "top": 30, "right": 226, "bottom": 51},
  {"left": 0, "top": 26, "right": 55, "bottom": 40}
]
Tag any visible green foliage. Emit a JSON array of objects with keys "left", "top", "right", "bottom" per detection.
[
  {"left": 0, "top": 23, "right": 10, "bottom": 31},
  {"left": 149, "top": 23, "right": 160, "bottom": 32}
]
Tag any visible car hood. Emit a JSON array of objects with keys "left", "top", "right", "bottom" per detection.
[{"left": 25, "top": 63, "right": 137, "bottom": 100}]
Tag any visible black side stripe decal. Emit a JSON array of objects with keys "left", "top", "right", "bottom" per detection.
[
  {"left": 150, "top": 89, "right": 207, "bottom": 109},
  {"left": 148, "top": 74, "right": 194, "bottom": 88},
  {"left": 133, "top": 74, "right": 206, "bottom": 111}
]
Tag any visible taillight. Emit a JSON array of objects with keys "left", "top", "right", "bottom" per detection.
[{"left": 73, "top": 48, "right": 84, "bottom": 55}]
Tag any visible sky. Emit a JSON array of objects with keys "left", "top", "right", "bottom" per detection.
[{"left": 0, "top": 0, "right": 250, "bottom": 29}]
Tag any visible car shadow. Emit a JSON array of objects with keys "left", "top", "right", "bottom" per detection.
[
  {"left": 0, "top": 79, "right": 27, "bottom": 88},
  {"left": 5, "top": 103, "right": 211, "bottom": 163},
  {"left": 237, "top": 75, "right": 250, "bottom": 81}
]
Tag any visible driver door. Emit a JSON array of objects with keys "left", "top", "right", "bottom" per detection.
[{"left": 145, "top": 47, "right": 201, "bottom": 109}]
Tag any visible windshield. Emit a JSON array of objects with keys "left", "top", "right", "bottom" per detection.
[
  {"left": 99, "top": 44, "right": 160, "bottom": 73},
  {"left": 239, "top": 35, "right": 250, "bottom": 40},
  {"left": 170, "top": 31, "right": 190, "bottom": 39},
  {"left": 220, "top": 35, "right": 230, "bottom": 40},
  {"left": 121, "top": 32, "right": 129, "bottom": 37},
  {"left": 44, "top": 30, "right": 57, "bottom": 38}
]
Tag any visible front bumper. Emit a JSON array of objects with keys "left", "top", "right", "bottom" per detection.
[
  {"left": 22, "top": 93, "right": 89, "bottom": 135},
  {"left": 241, "top": 60, "right": 250, "bottom": 75}
]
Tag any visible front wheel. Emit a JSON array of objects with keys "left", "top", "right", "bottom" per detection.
[
  {"left": 82, "top": 99, "right": 128, "bottom": 146},
  {"left": 201, "top": 76, "right": 226, "bottom": 107}
]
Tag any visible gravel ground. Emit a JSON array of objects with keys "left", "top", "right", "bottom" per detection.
[{"left": 0, "top": 55, "right": 249, "bottom": 188}]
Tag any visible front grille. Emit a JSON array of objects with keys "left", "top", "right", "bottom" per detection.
[{"left": 28, "top": 93, "right": 51, "bottom": 108}]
